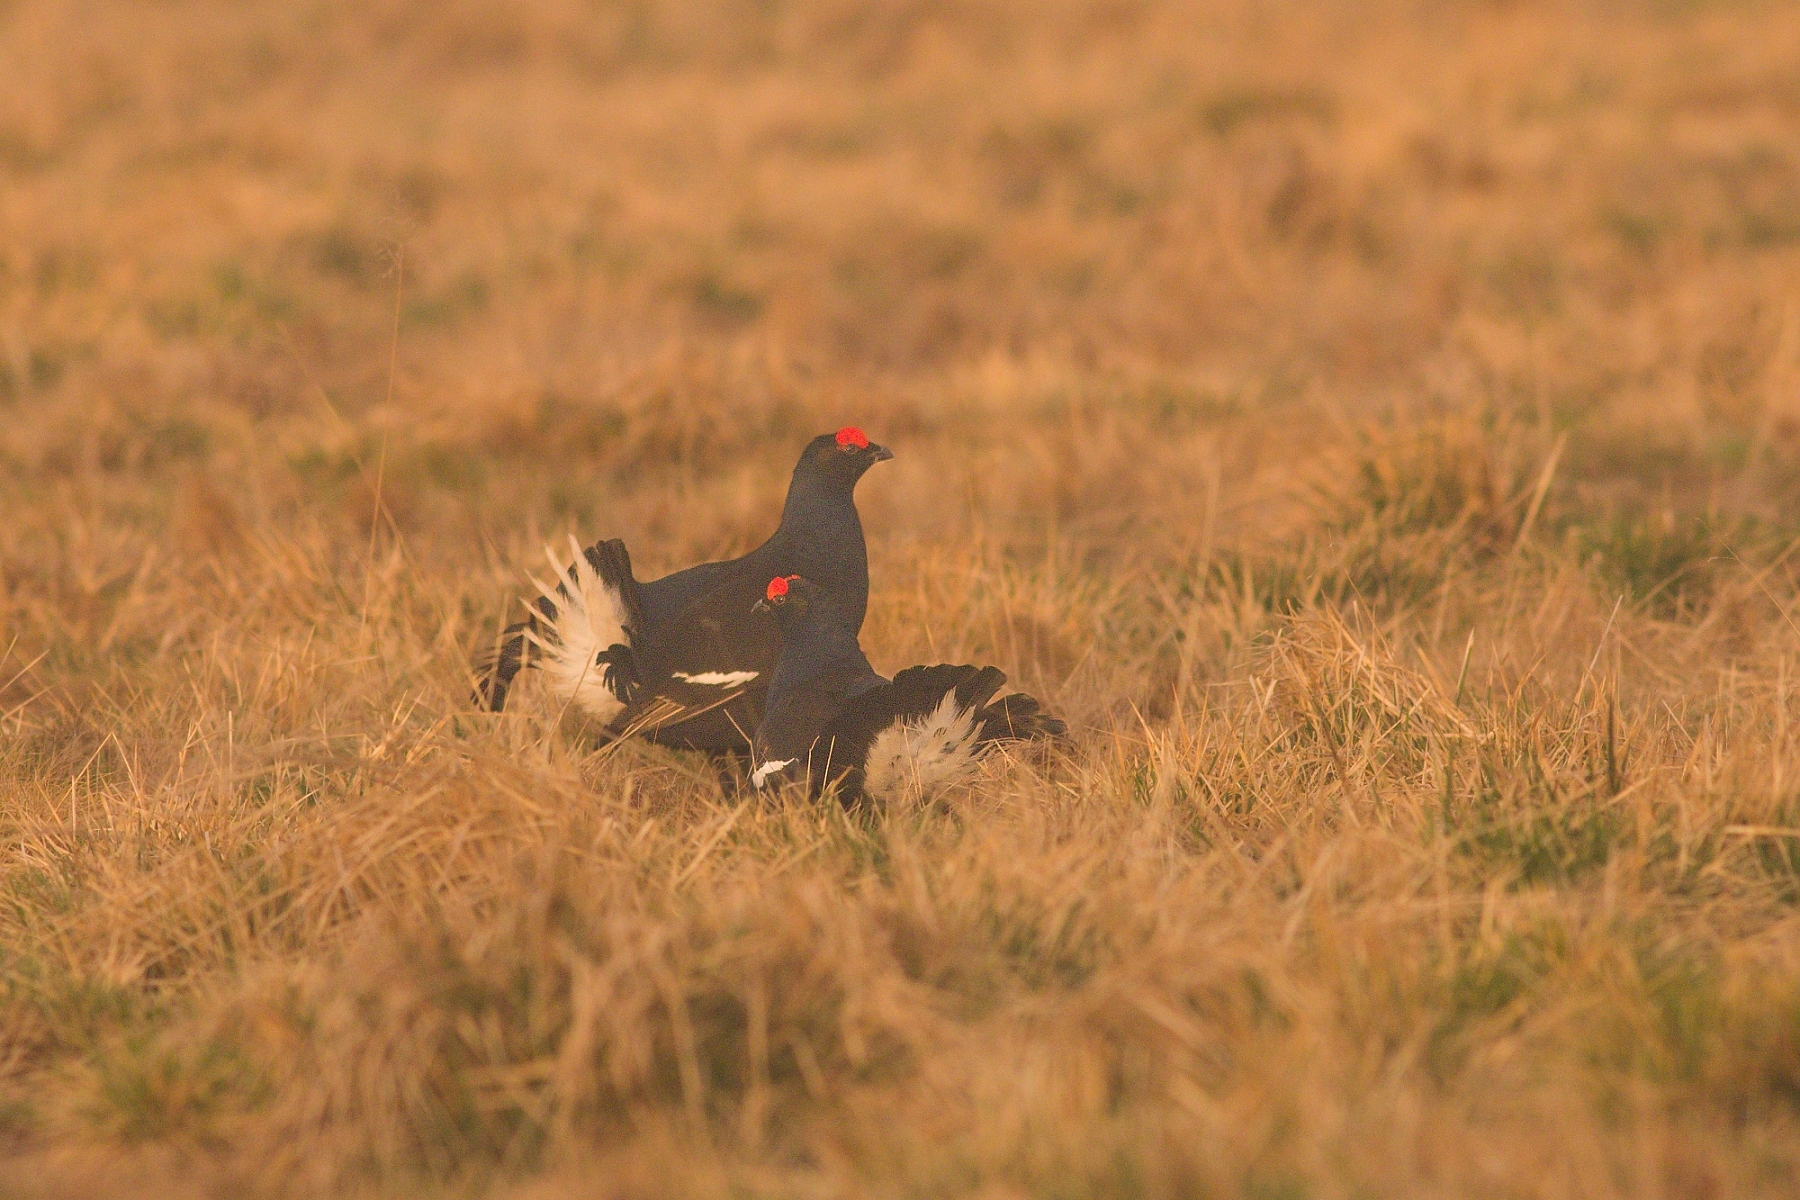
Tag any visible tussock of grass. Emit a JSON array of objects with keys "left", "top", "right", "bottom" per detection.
[{"left": 5, "top": 0, "right": 1800, "bottom": 1196}]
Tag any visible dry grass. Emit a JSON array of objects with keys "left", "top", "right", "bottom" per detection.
[{"left": 3, "top": 0, "right": 1800, "bottom": 1195}]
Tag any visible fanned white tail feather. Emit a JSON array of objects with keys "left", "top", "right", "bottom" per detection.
[
  {"left": 861, "top": 690, "right": 981, "bottom": 803},
  {"left": 523, "top": 536, "right": 633, "bottom": 724}
]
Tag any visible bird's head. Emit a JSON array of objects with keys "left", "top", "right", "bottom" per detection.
[
  {"left": 796, "top": 426, "right": 893, "bottom": 485},
  {"left": 752, "top": 573, "right": 814, "bottom": 619}
]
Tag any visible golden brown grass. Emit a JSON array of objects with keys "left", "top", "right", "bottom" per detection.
[{"left": 4, "top": 0, "right": 1800, "bottom": 1195}]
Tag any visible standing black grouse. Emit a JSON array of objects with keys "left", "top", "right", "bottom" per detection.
[
  {"left": 746, "top": 574, "right": 1066, "bottom": 804},
  {"left": 477, "top": 428, "right": 893, "bottom": 752}
]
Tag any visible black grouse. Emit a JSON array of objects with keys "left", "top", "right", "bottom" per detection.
[
  {"left": 745, "top": 574, "right": 1067, "bottom": 804},
  {"left": 477, "top": 428, "right": 892, "bottom": 752}
]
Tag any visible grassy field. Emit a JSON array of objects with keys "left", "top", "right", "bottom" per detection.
[{"left": 4, "top": 0, "right": 1800, "bottom": 1195}]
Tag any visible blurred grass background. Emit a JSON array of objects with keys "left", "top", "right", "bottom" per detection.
[{"left": 4, "top": 0, "right": 1800, "bottom": 1196}]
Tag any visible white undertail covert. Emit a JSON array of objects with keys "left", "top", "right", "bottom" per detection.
[
  {"left": 524, "top": 536, "right": 633, "bottom": 724},
  {"left": 861, "top": 690, "right": 981, "bottom": 803}
]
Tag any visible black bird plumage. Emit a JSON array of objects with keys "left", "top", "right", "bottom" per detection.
[
  {"left": 747, "top": 575, "right": 1067, "bottom": 805},
  {"left": 477, "top": 429, "right": 893, "bottom": 752}
]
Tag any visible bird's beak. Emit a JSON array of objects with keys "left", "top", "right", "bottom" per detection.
[
  {"left": 870, "top": 443, "right": 894, "bottom": 462},
  {"left": 752, "top": 598, "right": 772, "bottom": 615}
]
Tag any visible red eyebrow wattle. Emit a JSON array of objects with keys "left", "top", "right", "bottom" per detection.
[{"left": 835, "top": 427, "right": 869, "bottom": 450}]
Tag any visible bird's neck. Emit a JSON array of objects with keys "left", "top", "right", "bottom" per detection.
[
  {"left": 778, "top": 473, "right": 860, "bottom": 538},
  {"left": 772, "top": 473, "right": 870, "bottom": 629},
  {"left": 778, "top": 602, "right": 868, "bottom": 673},
  {"left": 784, "top": 593, "right": 867, "bottom": 651}
]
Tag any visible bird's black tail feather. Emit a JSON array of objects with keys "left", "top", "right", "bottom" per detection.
[
  {"left": 974, "top": 690, "right": 1068, "bottom": 747},
  {"left": 474, "top": 619, "right": 538, "bottom": 711},
  {"left": 582, "top": 538, "right": 644, "bottom": 625},
  {"left": 884, "top": 664, "right": 1005, "bottom": 721},
  {"left": 882, "top": 663, "right": 1065, "bottom": 747}
]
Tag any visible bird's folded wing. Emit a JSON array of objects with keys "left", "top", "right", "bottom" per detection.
[{"left": 612, "top": 576, "right": 777, "bottom": 734}]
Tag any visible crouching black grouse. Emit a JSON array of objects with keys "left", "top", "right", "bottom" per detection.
[
  {"left": 477, "top": 428, "right": 892, "bottom": 753},
  {"left": 746, "top": 575, "right": 1066, "bottom": 804}
]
